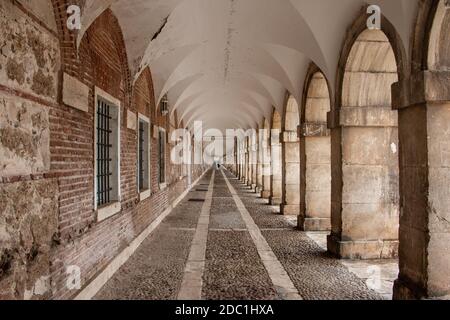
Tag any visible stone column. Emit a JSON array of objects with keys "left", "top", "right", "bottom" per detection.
[
  {"left": 233, "top": 138, "right": 239, "bottom": 176},
  {"left": 245, "top": 137, "right": 250, "bottom": 185},
  {"left": 299, "top": 122, "right": 331, "bottom": 231},
  {"left": 280, "top": 130, "right": 300, "bottom": 215},
  {"left": 392, "top": 71, "right": 450, "bottom": 300},
  {"left": 251, "top": 135, "right": 258, "bottom": 190},
  {"left": 240, "top": 142, "right": 245, "bottom": 182},
  {"left": 270, "top": 129, "right": 283, "bottom": 205},
  {"left": 261, "top": 129, "right": 271, "bottom": 199},
  {"left": 327, "top": 99, "right": 399, "bottom": 260},
  {"left": 256, "top": 130, "right": 263, "bottom": 193},
  {"left": 238, "top": 142, "right": 244, "bottom": 180}
]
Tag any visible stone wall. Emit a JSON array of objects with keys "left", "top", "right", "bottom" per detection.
[
  {"left": 0, "top": 95, "right": 50, "bottom": 177},
  {"left": 0, "top": 0, "right": 60, "bottom": 300}
]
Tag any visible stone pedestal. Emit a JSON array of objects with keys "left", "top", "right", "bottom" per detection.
[
  {"left": 327, "top": 234, "right": 398, "bottom": 259},
  {"left": 298, "top": 216, "right": 331, "bottom": 231}
]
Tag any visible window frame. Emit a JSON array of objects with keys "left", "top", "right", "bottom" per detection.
[
  {"left": 94, "top": 87, "right": 122, "bottom": 222},
  {"left": 137, "top": 113, "right": 151, "bottom": 200}
]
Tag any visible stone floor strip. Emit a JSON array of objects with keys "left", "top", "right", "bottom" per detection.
[
  {"left": 220, "top": 170, "right": 303, "bottom": 300},
  {"left": 177, "top": 170, "right": 215, "bottom": 300}
]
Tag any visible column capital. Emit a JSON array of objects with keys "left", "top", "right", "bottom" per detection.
[{"left": 392, "top": 70, "right": 450, "bottom": 109}]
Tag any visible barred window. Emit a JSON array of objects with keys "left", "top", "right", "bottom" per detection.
[
  {"left": 158, "top": 128, "right": 166, "bottom": 184},
  {"left": 138, "top": 116, "right": 150, "bottom": 192},
  {"left": 95, "top": 97, "right": 120, "bottom": 208}
]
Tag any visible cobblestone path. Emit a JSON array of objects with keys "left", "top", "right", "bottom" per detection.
[{"left": 95, "top": 168, "right": 382, "bottom": 300}]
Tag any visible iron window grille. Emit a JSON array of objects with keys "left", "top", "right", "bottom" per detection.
[
  {"left": 158, "top": 129, "right": 166, "bottom": 184},
  {"left": 96, "top": 100, "right": 113, "bottom": 206},
  {"left": 139, "top": 121, "right": 145, "bottom": 191},
  {"left": 138, "top": 118, "right": 150, "bottom": 192}
]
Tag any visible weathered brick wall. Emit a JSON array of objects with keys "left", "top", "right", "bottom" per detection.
[{"left": 1, "top": 1, "right": 206, "bottom": 300}]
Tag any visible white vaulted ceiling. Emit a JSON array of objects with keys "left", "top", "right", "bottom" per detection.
[{"left": 79, "top": 0, "right": 418, "bottom": 133}]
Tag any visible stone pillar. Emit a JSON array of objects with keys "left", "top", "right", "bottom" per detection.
[
  {"left": 280, "top": 131, "right": 300, "bottom": 215},
  {"left": 251, "top": 134, "right": 258, "bottom": 190},
  {"left": 256, "top": 130, "right": 263, "bottom": 193},
  {"left": 261, "top": 129, "right": 271, "bottom": 199},
  {"left": 270, "top": 129, "right": 283, "bottom": 205},
  {"left": 327, "top": 98, "right": 400, "bottom": 260},
  {"left": 233, "top": 138, "right": 239, "bottom": 176},
  {"left": 241, "top": 142, "right": 245, "bottom": 182},
  {"left": 299, "top": 122, "right": 331, "bottom": 231},
  {"left": 392, "top": 71, "right": 450, "bottom": 300},
  {"left": 245, "top": 138, "right": 251, "bottom": 185},
  {"left": 238, "top": 142, "right": 244, "bottom": 180}
]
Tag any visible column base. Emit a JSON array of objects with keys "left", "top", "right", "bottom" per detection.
[
  {"left": 269, "top": 196, "right": 282, "bottom": 206},
  {"left": 261, "top": 190, "right": 271, "bottom": 199},
  {"left": 393, "top": 276, "right": 426, "bottom": 300},
  {"left": 280, "top": 204, "right": 300, "bottom": 216},
  {"left": 327, "top": 234, "right": 399, "bottom": 259},
  {"left": 298, "top": 217, "right": 331, "bottom": 231},
  {"left": 393, "top": 276, "right": 450, "bottom": 300}
]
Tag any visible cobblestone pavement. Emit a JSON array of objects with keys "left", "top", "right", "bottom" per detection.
[
  {"left": 202, "top": 173, "right": 278, "bottom": 300},
  {"left": 94, "top": 169, "right": 386, "bottom": 300},
  {"left": 224, "top": 171, "right": 383, "bottom": 300},
  {"left": 95, "top": 172, "right": 212, "bottom": 300}
]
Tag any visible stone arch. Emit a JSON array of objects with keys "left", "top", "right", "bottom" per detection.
[
  {"left": 328, "top": 16, "right": 406, "bottom": 259},
  {"left": 394, "top": 0, "right": 450, "bottom": 300},
  {"left": 280, "top": 94, "right": 301, "bottom": 215},
  {"left": 270, "top": 109, "right": 283, "bottom": 207},
  {"left": 299, "top": 65, "right": 332, "bottom": 231},
  {"left": 427, "top": 1, "right": 450, "bottom": 71}
]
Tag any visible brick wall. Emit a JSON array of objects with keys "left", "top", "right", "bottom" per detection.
[{"left": 0, "top": 1, "right": 206, "bottom": 300}]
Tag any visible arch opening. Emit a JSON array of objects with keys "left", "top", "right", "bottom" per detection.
[
  {"left": 270, "top": 110, "right": 283, "bottom": 207},
  {"left": 299, "top": 71, "right": 331, "bottom": 231},
  {"left": 329, "top": 29, "right": 400, "bottom": 260},
  {"left": 281, "top": 95, "right": 301, "bottom": 216}
]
